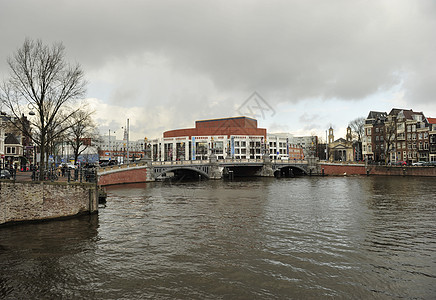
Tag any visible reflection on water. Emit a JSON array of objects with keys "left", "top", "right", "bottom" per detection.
[{"left": 1, "top": 177, "right": 435, "bottom": 299}]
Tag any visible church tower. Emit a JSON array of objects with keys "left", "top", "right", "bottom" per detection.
[
  {"left": 328, "top": 127, "right": 334, "bottom": 144},
  {"left": 346, "top": 126, "right": 352, "bottom": 142}
]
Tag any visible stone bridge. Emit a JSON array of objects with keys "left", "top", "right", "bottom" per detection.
[{"left": 97, "top": 156, "right": 320, "bottom": 186}]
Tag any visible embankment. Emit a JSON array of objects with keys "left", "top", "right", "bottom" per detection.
[
  {"left": 0, "top": 181, "right": 98, "bottom": 226},
  {"left": 320, "top": 163, "right": 436, "bottom": 177}
]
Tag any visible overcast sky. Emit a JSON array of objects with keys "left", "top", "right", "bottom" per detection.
[{"left": 1, "top": 0, "right": 435, "bottom": 141}]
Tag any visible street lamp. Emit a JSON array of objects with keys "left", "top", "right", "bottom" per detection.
[{"left": 121, "top": 119, "right": 130, "bottom": 165}]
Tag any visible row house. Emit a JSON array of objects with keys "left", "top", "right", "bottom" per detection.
[
  {"left": 362, "top": 111, "right": 387, "bottom": 162},
  {"left": 1, "top": 113, "right": 29, "bottom": 169},
  {"left": 428, "top": 118, "right": 436, "bottom": 162},
  {"left": 363, "top": 108, "right": 434, "bottom": 164}
]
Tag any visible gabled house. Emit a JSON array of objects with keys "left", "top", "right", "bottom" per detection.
[
  {"left": 4, "top": 133, "right": 23, "bottom": 168},
  {"left": 428, "top": 117, "right": 436, "bottom": 162}
]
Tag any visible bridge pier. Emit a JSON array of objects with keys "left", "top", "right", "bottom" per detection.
[
  {"left": 209, "top": 154, "right": 223, "bottom": 180},
  {"left": 258, "top": 155, "right": 274, "bottom": 177},
  {"left": 306, "top": 155, "right": 321, "bottom": 175}
]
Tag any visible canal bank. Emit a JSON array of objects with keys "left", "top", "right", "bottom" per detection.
[
  {"left": 320, "top": 162, "right": 436, "bottom": 177},
  {"left": 0, "top": 180, "right": 98, "bottom": 226}
]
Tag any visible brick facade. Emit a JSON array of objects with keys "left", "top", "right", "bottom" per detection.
[
  {"left": 163, "top": 117, "right": 267, "bottom": 138},
  {"left": 320, "top": 163, "right": 436, "bottom": 177},
  {"left": 98, "top": 167, "right": 150, "bottom": 186}
]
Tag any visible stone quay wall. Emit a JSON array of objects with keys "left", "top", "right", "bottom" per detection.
[
  {"left": 320, "top": 163, "right": 436, "bottom": 177},
  {"left": 0, "top": 181, "right": 98, "bottom": 226}
]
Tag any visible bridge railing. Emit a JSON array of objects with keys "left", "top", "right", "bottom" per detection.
[
  {"left": 151, "top": 158, "right": 267, "bottom": 166},
  {"left": 150, "top": 158, "right": 308, "bottom": 166},
  {"left": 98, "top": 161, "right": 149, "bottom": 173},
  {"left": 151, "top": 160, "right": 210, "bottom": 166},
  {"left": 271, "top": 159, "right": 307, "bottom": 164}
]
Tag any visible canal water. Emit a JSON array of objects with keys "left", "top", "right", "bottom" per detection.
[{"left": 1, "top": 176, "right": 435, "bottom": 299}]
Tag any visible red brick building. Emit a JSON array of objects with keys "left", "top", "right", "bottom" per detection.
[{"left": 163, "top": 116, "right": 267, "bottom": 138}]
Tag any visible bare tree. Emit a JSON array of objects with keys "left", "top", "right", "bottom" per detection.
[
  {"left": 64, "top": 107, "right": 98, "bottom": 165},
  {"left": 349, "top": 117, "right": 365, "bottom": 160},
  {"left": 0, "top": 38, "right": 86, "bottom": 180}
]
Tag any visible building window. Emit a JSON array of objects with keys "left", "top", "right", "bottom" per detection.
[{"left": 6, "top": 147, "right": 16, "bottom": 154}]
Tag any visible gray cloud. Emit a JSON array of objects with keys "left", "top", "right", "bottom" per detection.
[{"left": 1, "top": 0, "right": 435, "bottom": 137}]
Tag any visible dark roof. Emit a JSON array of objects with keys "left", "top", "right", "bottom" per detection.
[
  {"left": 366, "top": 111, "right": 387, "bottom": 124},
  {"left": 367, "top": 111, "right": 387, "bottom": 119},
  {"left": 389, "top": 109, "right": 426, "bottom": 122},
  {"left": 4, "top": 134, "right": 20, "bottom": 145}
]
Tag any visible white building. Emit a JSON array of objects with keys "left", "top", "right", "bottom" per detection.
[
  {"left": 150, "top": 135, "right": 266, "bottom": 161},
  {"left": 97, "top": 134, "right": 146, "bottom": 163},
  {"left": 149, "top": 133, "right": 305, "bottom": 162}
]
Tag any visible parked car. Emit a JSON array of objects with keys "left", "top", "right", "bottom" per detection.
[
  {"left": 100, "top": 160, "right": 117, "bottom": 167},
  {"left": 395, "top": 161, "right": 407, "bottom": 166},
  {"left": 0, "top": 169, "right": 11, "bottom": 179},
  {"left": 412, "top": 161, "right": 426, "bottom": 166},
  {"left": 62, "top": 163, "right": 77, "bottom": 169}
]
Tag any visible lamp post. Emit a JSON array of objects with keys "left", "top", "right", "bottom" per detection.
[
  {"left": 126, "top": 119, "right": 129, "bottom": 165},
  {"left": 121, "top": 119, "right": 130, "bottom": 165},
  {"left": 108, "top": 129, "right": 112, "bottom": 161}
]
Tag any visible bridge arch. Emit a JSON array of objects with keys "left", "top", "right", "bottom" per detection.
[
  {"left": 155, "top": 166, "right": 210, "bottom": 180},
  {"left": 274, "top": 165, "right": 308, "bottom": 178}
]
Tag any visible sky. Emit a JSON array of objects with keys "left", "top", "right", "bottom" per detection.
[{"left": 1, "top": 0, "right": 435, "bottom": 142}]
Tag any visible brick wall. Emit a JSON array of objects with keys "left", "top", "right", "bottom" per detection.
[
  {"left": 367, "top": 165, "right": 436, "bottom": 176},
  {"left": 320, "top": 163, "right": 366, "bottom": 175},
  {"left": 98, "top": 167, "right": 150, "bottom": 186},
  {"left": 0, "top": 181, "right": 98, "bottom": 225},
  {"left": 320, "top": 163, "right": 436, "bottom": 177}
]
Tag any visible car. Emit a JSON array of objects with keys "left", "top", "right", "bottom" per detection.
[
  {"left": 412, "top": 161, "right": 426, "bottom": 166},
  {"left": 100, "top": 160, "right": 117, "bottom": 167},
  {"left": 62, "top": 163, "right": 77, "bottom": 169},
  {"left": 395, "top": 161, "right": 407, "bottom": 166},
  {"left": 0, "top": 169, "right": 11, "bottom": 179}
]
